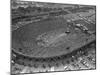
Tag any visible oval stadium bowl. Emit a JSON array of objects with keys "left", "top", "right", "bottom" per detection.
[{"left": 12, "top": 17, "right": 95, "bottom": 58}]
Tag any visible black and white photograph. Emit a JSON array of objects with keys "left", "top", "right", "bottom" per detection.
[{"left": 11, "top": 0, "right": 96, "bottom": 74}]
